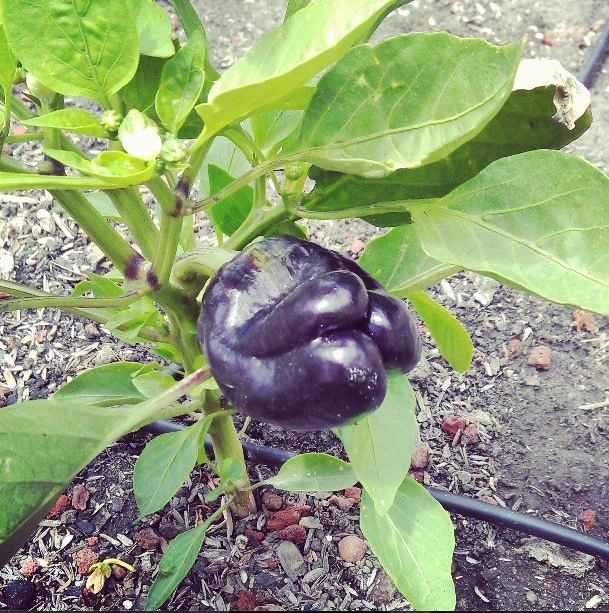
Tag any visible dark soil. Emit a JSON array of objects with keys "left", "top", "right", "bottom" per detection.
[{"left": 2, "top": 1, "right": 609, "bottom": 611}]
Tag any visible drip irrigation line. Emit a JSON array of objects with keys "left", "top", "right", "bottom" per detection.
[
  {"left": 578, "top": 16, "right": 609, "bottom": 89},
  {"left": 143, "top": 419, "right": 609, "bottom": 562}
]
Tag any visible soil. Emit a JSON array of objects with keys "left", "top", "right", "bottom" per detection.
[{"left": 2, "top": 0, "right": 609, "bottom": 611}]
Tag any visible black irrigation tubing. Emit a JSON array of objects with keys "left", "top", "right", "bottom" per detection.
[
  {"left": 143, "top": 419, "right": 609, "bottom": 563},
  {"left": 140, "top": 20, "right": 609, "bottom": 565}
]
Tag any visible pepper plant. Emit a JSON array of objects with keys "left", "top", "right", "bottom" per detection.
[{"left": 0, "top": 0, "right": 605, "bottom": 610}]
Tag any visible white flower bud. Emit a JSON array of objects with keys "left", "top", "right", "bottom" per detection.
[{"left": 118, "top": 110, "right": 162, "bottom": 161}]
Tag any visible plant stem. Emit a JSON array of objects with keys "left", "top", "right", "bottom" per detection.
[
  {"left": 106, "top": 187, "right": 159, "bottom": 261},
  {"left": 0, "top": 292, "right": 141, "bottom": 313},
  {"left": 154, "top": 214, "right": 183, "bottom": 286},
  {"left": 146, "top": 175, "right": 184, "bottom": 216},
  {"left": 224, "top": 202, "right": 289, "bottom": 251},
  {"left": 176, "top": 135, "right": 214, "bottom": 199},
  {"left": 5, "top": 132, "right": 44, "bottom": 143},
  {"left": 50, "top": 189, "right": 144, "bottom": 276}
]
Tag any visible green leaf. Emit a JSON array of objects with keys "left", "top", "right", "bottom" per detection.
[
  {"left": 88, "top": 272, "right": 124, "bottom": 298},
  {"left": 134, "top": 419, "right": 208, "bottom": 517},
  {"left": 83, "top": 192, "right": 122, "bottom": 221},
  {"left": 0, "top": 398, "right": 142, "bottom": 567},
  {"left": 22, "top": 109, "right": 107, "bottom": 137},
  {"left": 205, "top": 457, "right": 248, "bottom": 502},
  {"left": 120, "top": 55, "right": 167, "bottom": 113},
  {"left": 304, "top": 68, "right": 592, "bottom": 225},
  {"left": 360, "top": 477, "right": 456, "bottom": 610},
  {"left": 284, "top": 0, "right": 320, "bottom": 21},
  {"left": 2, "top": 0, "right": 139, "bottom": 104},
  {"left": 264, "top": 219, "right": 308, "bottom": 240},
  {"left": 196, "top": 0, "right": 402, "bottom": 136},
  {"left": 155, "top": 30, "right": 206, "bottom": 133},
  {"left": 126, "top": 0, "right": 175, "bottom": 58},
  {"left": 410, "top": 150, "right": 609, "bottom": 316},
  {"left": 52, "top": 362, "right": 149, "bottom": 407},
  {"left": 359, "top": 224, "right": 459, "bottom": 297},
  {"left": 44, "top": 149, "right": 156, "bottom": 184},
  {"left": 409, "top": 291, "right": 473, "bottom": 373},
  {"left": 131, "top": 370, "right": 176, "bottom": 399},
  {"left": 0, "top": 25, "right": 16, "bottom": 90},
  {"left": 198, "top": 136, "right": 250, "bottom": 199},
  {"left": 145, "top": 522, "right": 208, "bottom": 611},
  {"left": 335, "top": 371, "right": 416, "bottom": 515},
  {"left": 105, "top": 300, "right": 160, "bottom": 342},
  {"left": 250, "top": 108, "right": 305, "bottom": 155},
  {"left": 207, "top": 164, "right": 253, "bottom": 236},
  {"left": 285, "top": 33, "right": 524, "bottom": 177},
  {"left": 268, "top": 453, "right": 357, "bottom": 492}
]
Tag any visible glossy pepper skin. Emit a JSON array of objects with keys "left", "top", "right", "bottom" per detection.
[{"left": 198, "top": 236, "right": 421, "bottom": 430}]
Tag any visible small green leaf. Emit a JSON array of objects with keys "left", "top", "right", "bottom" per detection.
[
  {"left": 198, "top": 136, "right": 250, "bottom": 199},
  {"left": 409, "top": 291, "right": 473, "bottom": 373},
  {"left": 250, "top": 108, "right": 305, "bottom": 155},
  {"left": 264, "top": 219, "right": 308, "bottom": 240},
  {"left": 3, "top": 0, "right": 139, "bottom": 103},
  {"left": 361, "top": 477, "right": 456, "bottom": 611},
  {"left": 268, "top": 453, "right": 357, "bottom": 492},
  {"left": 285, "top": 33, "right": 524, "bottom": 177},
  {"left": 105, "top": 302, "right": 160, "bottom": 342},
  {"left": 131, "top": 370, "right": 176, "bottom": 399},
  {"left": 207, "top": 164, "right": 253, "bottom": 236},
  {"left": 88, "top": 272, "right": 124, "bottom": 298},
  {"left": 411, "top": 150, "right": 609, "bottom": 316},
  {"left": 155, "top": 30, "right": 207, "bottom": 133},
  {"left": 196, "top": 0, "right": 401, "bottom": 136},
  {"left": 82, "top": 192, "right": 122, "bottom": 221},
  {"left": 359, "top": 224, "right": 459, "bottom": 297},
  {"left": 134, "top": 420, "right": 208, "bottom": 517},
  {"left": 120, "top": 55, "right": 167, "bottom": 113},
  {"left": 144, "top": 522, "right": 208, "bottom": 611},
  {"left": 44, "top": 149, "right": 156, "bottom": 184},
  {"left": 335, "top": 371, "right": 416, "bottom": 516},
  {"left": 126, "top": 0, "right": 175, "bottom": 58},
  {"left": 52, "top": 362, "right": 148, "bottom": 407},
  {"left": 22, "top": 109, "right": 107, "bottom": 137}
]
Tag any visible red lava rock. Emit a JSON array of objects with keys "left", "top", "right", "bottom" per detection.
[
  {"left": 344, "top": 486, "right": 362, "bottom": 502},
  {"left": 349, "top": 238, "right": 366, "bottom": 257},
  {"left": 410, "top": 443, "right": 431, "bottom": 469},
  {"left": 46, "top": 494, "right": 71, "bottom": 519},
  {"left": 236, "top": 591, "right": 257, "bottom": 611},
  {"left": 461, "top": 424, "right": 480, "bottom": 446},
  {"left": 572, "top": 310, "right": 599, "bottom": 334},
  {"left": 337, "top": 535, "right": 367, "bottom": 563},
  {"left": 579, "top": 509, "right": 597, "bottom": 533},
  {"left": 329, "top": 495, "right": 356, "bottom": 512},
  {"left": 85, "top": 536, "right": 98, "bottom": 546},
  {"left": 506, "top": 338, "right": 523, "bottom": 360},
  {"left": 133, "top": 528, "right": 161, "bottom": 550},
  {"left": 20, "top": 558, "right": 40, "bottom": 578},
  {"left": 266, "top": 508, "right": 301, "bottom": 532},
  {"left": 73, "top": 548, "right": 99, "bottom": 575},
  {"left": 0, "top": 292, "right": 11, "bottom": 299},
  {"left": 528, "top": 345, "right": 551, "bottom": 370},
  {"left": 479, "top": 496, "right": 498, "bottom": 505},
  {"left": 261, "top": 557, "right": 278, "bottom": 570},
  {"left": 277, "top": 524, "right": 307, "bottom": 545},
  {"left": 408, "top": 469, "right": 425, "bottom": 483},
  {"left": 71, "top": 484, "right": 90, "bottom": 510},
  {"left": 261, "top": 491, "right": 283, "bottom": 511},
  {"left": 291, "top": 501, "right": 311, "bottom": 517},
  {"left": 245, "top": 528, "right": 265, "bottom": 543},
  {"left": 442, "top": 416, "right": 467, "bottom": 438}
]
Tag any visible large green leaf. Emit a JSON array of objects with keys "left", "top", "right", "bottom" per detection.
[
  {"left": 409, "top": 291, "right": 473, "bottom": 373},
  {"left": 2, "top": 0, "right": 139, "bottom": 104},
  {"left": 335, "top": 371, "right": 416, "bottom": 516},
  {"left": 207, "top": 164, "right": 253, "bottom": 236},
  {"left": 52, "top": 362, "right": 149, "bottom": 407},
  {"left": 145, "top": 521, "right": 208, "bottom": 611},
  {"left": 361, "top": 477, "right": 455, "bottom": 610},
  {"left": 410, "top": 150, "right": 609, "bottom": 315},
  {"left": 126, "top": 0, "right": 175, "bottom": 58},
  {"left": 359, "top": 224, "right": 459, "bottom": 297},
  {"left": 155, "top": 30, "right": 206, "bottom": 133},
  {"left": 196, "top": 0, "right": 404, "bottom": 136},
  {"left": 22, "top": 109, "right": 107, "bottom": 137},
  {"left": 134, "top": 420, "right": 208, "bottom": 517},
  {"left": 285, "top": 33, "right": 524, "bottom": 177},
  {"left": 0, "top": 399, "right": 142, "bottom": 566},
  {"left": 268, "top": 453, "right": 357, "bottom": 492},
  {"left": 120, "top": 55, "right": 167, "bottom": 113},
  {"left": 303, "top": 71, "right": 592, "bottom": 224}
]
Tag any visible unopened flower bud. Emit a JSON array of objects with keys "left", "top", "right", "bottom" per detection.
[
  {"left": 101, "top": 110, "right": 123, "bottom": 134},
  {"left": 25, "top": 73, "right": 55, "bottom": 99},
  {"left": 118, "top": 110, "right": 162, "bottom": 161},
  {"left": 160, "top": 136, "right": 187, "bottom": 164}
]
